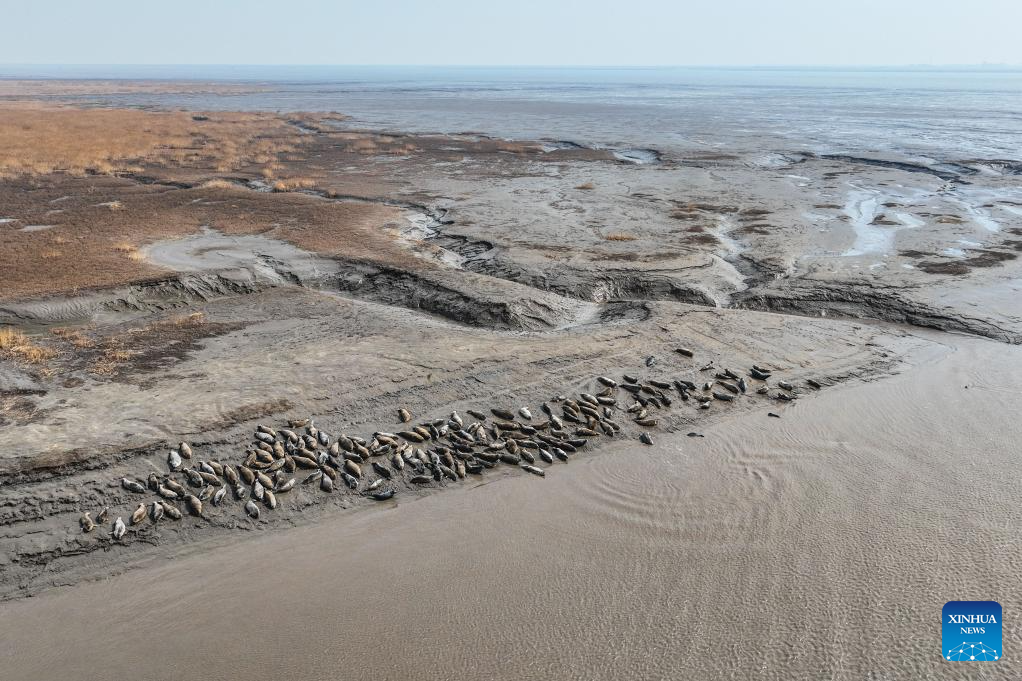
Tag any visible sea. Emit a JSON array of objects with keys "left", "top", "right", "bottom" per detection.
[{"left": 2, "top": 64, "right": 1021, "bottom": 162}]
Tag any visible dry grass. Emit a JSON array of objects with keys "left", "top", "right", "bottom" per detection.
[
  {"left": 200, "top": 179, "right": 239, "bottom": 190},
  {"left": 0, "top": 178, "right": 408, "bottom": 301},
  {"left": 0, "top": 105, "right": 310, "bottom": 179},
  {"left": 271, "top": 177, "right": 317, "bottom": 192},
  {"left": 0, "top": 106, "right": 462, "bottom": 301},
  {"left": 575, "top": 182, "right": 595, "bottom": 190},
  {"left": 50, "top": 327, "right": 95, "bottom": 349},
  {"left": 88, "top": 345, "right": 134, "bottom": 376},
  {"left": 112, "top": 241, "right": 146, "bottom": 262},
  {"left": 604, "top": 233, "right": 638, "bottom": 241},
  {"left": 0, "top": 80, "right": 268, "bottom": 98},
  {"left": 0, "top": 328, "right": 56, "bottom": 363},
  {"left": 144, "top": 310, "right": 205, "bottom": 329},
  {"left": 177, "top": 312, "right": 206, "bottom": 326}
]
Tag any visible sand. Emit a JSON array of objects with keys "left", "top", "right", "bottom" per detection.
[{"left": 1, "top": 333, "right": 1018, "bottom": 680}]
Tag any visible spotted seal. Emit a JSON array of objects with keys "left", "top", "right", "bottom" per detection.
[
  {"left": 157, "top": 485, "right": 179, "bottom": 500},
  {"left": 130, "top": 503, "right": 147, "bottom": 525},
  {"left": 161, "top": 501, "right": 182, "bottom": 520},
  {"left": 121, "top": 478, "right": 146, "bottom": 494},
  {"left": 112, "top": 517, "right": 127, "bottom": 540},
  {"left": 168, "top": 450, "right": 183, "bottom": 471},
  {"left": 185, "top": 495, "right": 203, "bottom": 517},
  {"left": 521, "top": 463, "right": 545, "bottom": 477}
]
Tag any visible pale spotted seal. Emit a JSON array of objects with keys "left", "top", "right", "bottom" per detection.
[
  {"left": 121, "top": 478, "right": 146, "bottom": 494},
  {"left": 521, "top": 463, "right": 545, "bottom": 477}
]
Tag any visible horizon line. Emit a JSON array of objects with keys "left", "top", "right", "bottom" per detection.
[{"left": 2, "top": 63, "right": 1021, "bottom": 70}]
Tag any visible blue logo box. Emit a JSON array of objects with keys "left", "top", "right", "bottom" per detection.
[{"left": 943, "top": 601, "right": 1001, "bottom": 661}]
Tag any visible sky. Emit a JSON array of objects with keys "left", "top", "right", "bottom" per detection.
[{"left": 2, "top": 0, "right": 1020, "bottom": 67}]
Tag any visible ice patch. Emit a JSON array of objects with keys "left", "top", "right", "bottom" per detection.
[
  {"left": 892, "top": 212, "right": 925, "bottom": 228},
  {"left": 802, "top": 212, "right": 833, "bottom": 222},
  {"left": 946, "top": 196, "right": 1000, "bottom": 232},
  {"left": 612, "top": 148, "right": 659, "bottom": 164},
  {"left": 841, "top": 186, "right": 923, "bottom": 257},
  {"left": 841, "top": 188, "right": 887, "bottom": 256}
]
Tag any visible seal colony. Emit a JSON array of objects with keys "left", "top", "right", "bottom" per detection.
[{"left": 76, "top": 348, "right": 815, "bottom": 539}]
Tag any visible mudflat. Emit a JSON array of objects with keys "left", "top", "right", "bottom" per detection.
[{"left": 1, "top": 78, "right": 1020, "bottom": 680}]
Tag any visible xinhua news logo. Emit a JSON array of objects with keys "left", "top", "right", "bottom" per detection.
[{"left": 943, "top": 601, "right": 1001, "bottom": 661}]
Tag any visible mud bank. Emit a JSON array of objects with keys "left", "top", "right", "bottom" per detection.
[{"left": 2, "top": 334, "right": 1018, "bottom": 681}]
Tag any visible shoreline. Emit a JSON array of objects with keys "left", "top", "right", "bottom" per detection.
[{"left": 2, "top": 332, "right": 1018, "bottom": 680}]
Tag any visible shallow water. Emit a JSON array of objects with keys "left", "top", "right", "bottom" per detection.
[
  {"left": 6, "top": 66, "right": 1021, "bottom": 161},
  {"left": 2, "top": 334, "right": 1019, "bottom": 680}
]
